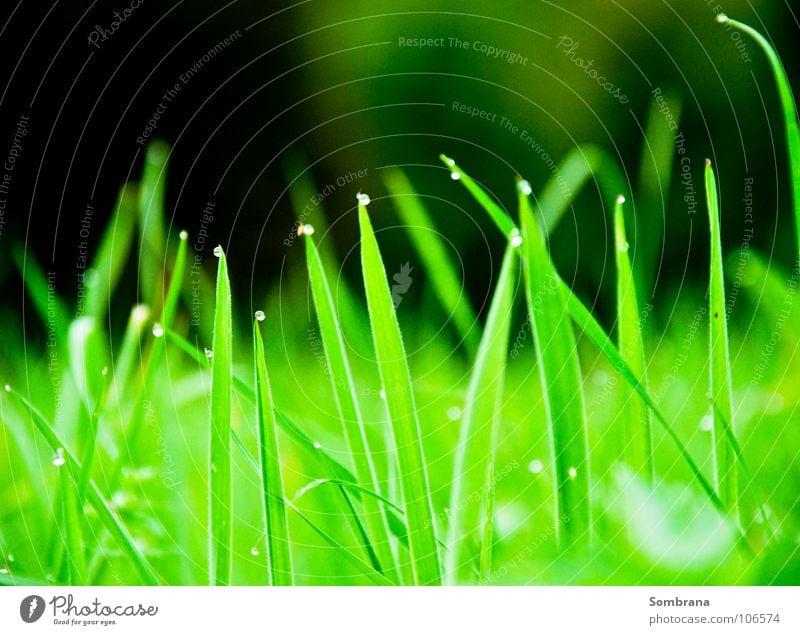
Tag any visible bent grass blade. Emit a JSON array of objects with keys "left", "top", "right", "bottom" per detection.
[{"left": 383, "top": 168, "right": 481, "bottom": 356}]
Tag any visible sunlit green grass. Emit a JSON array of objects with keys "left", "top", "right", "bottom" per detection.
[{"left": 0, "top": 16, "right": 799, "bottom": 586}]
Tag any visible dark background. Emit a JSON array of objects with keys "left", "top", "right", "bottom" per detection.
[{"left": 0, "top": 0, "right": 797, "bottom": 323}]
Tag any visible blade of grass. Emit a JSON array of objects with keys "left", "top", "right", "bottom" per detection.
[
  {"left": 519, "top": 185, "right": 591, "bottom": 549},
  {"left": 305, "top": 233, "right": 398, "bottom": 581},
  {"left": 359, "top": 201, "right": 442, "bottom": 585},
  {"left": 138, "top": 141, "right": 169, "bottom": 308},
  {"left": 614, "top": 195, "right": 653, "bottom": 480},
  {"left": 12, "top": 246, "right": 70, "bottom": 348},
  {"left": 383, "top": 168, "right": 481, "bottom": 356},
  {"left": 445, "top": 244, "right": 516, "bottom": 582},
  {"left": 705, "top": 160, "right": 738, "bottom": 515},
  {"left": 254, "top": 315, "right": 293, "bottom": 585},
  {"left": 209, "top": 245, "right": 233, "bottom": 585},
  {"left": 719, "top": 15, "right": 800, "bottom": 252},
  {"left": 86, "top": 185, "right": 138, "bottom": 319},
  {"left": 3, "top": 387, "right": 160, "bottom": 585},
  {"left": 60, "top": 463, "right": 87, "bottom": 585},
  {"left": 440, "top": 155, "right": 516, "bottom": 237},
  {"left": 478, "top": 464, "right": 496, "bottom": 584}
]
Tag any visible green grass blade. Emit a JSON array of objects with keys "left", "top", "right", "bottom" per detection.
[
  {"left": 636, "top": 93, "right": 681, "bottom": 293},
  {"left": 383, "top": 168, "right": 481, "bottom": 356},
  {"left": 60, "top": 464, "right": 87, "bottom": 585},
  {"left": 254, "top": 316, "right": 293, "bottom": 585},
  {"left": 294, "top": 479, "right": 404, "bottom": 515},
  {"left": 445, "top": 244, "right": 516, "bottom": 582},
  {"left": 519, "top": 186, "right": 591, "bottom": 549},
  {"left": 478, "top": 464, "right": 495, "bottom": 584},
  {"left": 359, "top": 201, "right": 442, "bottom": 585},
  {"left": 85, "top": 185, "right": 138, "bottom": 319},
  {"left": 719, "top": 15, "right": 800, "bottom": 251},
  {"left": 705, "top": 160, "right": 738, "bottom": 515},
  {"left": 138, "top": 141, "right": 169, "bottom": 308},
  {"left": 440, "top": 155, "right": 516, "bottom": 237},
  {"left": 209, "top": 246, "right": 233, "bottom": 585},
  {"left": 4, "top": 387, "right": 160, "bottom": 585},
  {"left": 614, "top": 195, "right": 653, "bottom": 480},
  {"left": 305, "top": 234, "right": 397, "bottom": 580},
  {"left": 537, "top": 144, "right": 629, "bottom": 235}
]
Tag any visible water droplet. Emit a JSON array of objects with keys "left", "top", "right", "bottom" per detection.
[
  {"left": 379, "top": 388, "right": 387, "bottom": 400},
  {"left": 213, "top": 245, "right": 223, "bottom": 258},
  {"left": 313, "top": 441, "right": 321, "bottom": 449},
  {"left": 450, "top": 171, "right": 461, "bottom": 181},
  {"left": 53, "top": 448, "right": 66, "bottom": 467},
  {"left": 616, "top": 194, "right": 626, "bottom": 205},
  {"left": 250, "top": 547, "right": 260, "bottom": 557},
  {"left": 4, "top": 384, "right": 10, "bottom": 393},
  {"left": 356, "top": 192, "right": 371, "bottom": 206},
  {"left": 152, "top": 323, "right": 165, "bottom": 338},
  {"left": 528, "top": 459, "right": 544, "bottom": 474},
  {"left": 446, "top": 406, "right": 462, "bottom": 421},
  {"left": 592, "top": 370, "right": 609, "bottom": 386},
  {"left": 700, "top": 414, "right": 713, "bottom": 431},
  {"left": 299, "top": 224, "right": 315, "bottom": 236},
  {"left": 132, "top": 304, "right": 150, "bottom": 326},
  {"left": 84, "top": 269, "right": 99, "bottom": 289},
  {"left": 7, "top": 554, "right": 14, "bottom": 562},
  {"left": 509, "top": 228, "right": 523, "bottom": 248},
  {"left": 716, "top": 12, "right": 728, "bottom": 24},
  {"left": 204, "top": 348, "right": 214, "bottom": 359},
  {"left": 445, "top": 157, "right": 455, "bottom": 167},
  {"left": 255, "top": 310, "right": 266, "bottom": 322},
  {"left": 0, "top": 568, "right": 8, "bottom": 574},
  {"left": 567, "top": 466, "right": 577, "bottom": 479},
  {"left": 517, "top": 179, "right": 532, "bottom": 196},
  {"left": 179, "top": 230, "right": 189, "bottom": 240},
  {"left": 101, "top": 366, "right": 109, "bottom": 376},
  {"left": 618, "top": 240, "right": 630, "bottom": 253}
]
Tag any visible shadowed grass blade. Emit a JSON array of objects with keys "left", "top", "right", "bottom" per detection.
[
  {"left": 705, "top": 160, "right": 738, "bottom": 515},
  {"left": 209, "top": 246, "right": 233, "bottom": 585},
  {"left": 305, "top": 234, "right": 397, "bottom": 581},
  {"left": 86, "top": 185, "right": 138, "bottom": 319},
  {"left": 383, "top": 168, "right": 481, "bottom": 356},
  {"left": 445, "top": 244, "right": 516, "bottom": 582},
  {"left": 4, "top": 387, "right": 159, "bottom": 585},
  {"left": 13, "top": 246, "right": 70, "bottom": 348},
  {"left": 537, "top": 144, "right": 628, "bottom": 235},
  {"left": 359, "top": 202, "right": 441, "bottom": 585},
  {"left": 519, "top": 185, "right": 591, "bottom": 549},
  {"left": 614, "top": 195, "right": 653, "bottom": 481},
  {"left": 636, "top": 93, "right": 681, "bottom": 293},
  {"left": 719, "top": 15, "right": 800, "bottom": 251},
  {"left": 254, "top": 316, "right": 293, "bottom": 585},
  {"left": 440, "top": 155, "right": 516, "bottom": 237},
  {"left": 138, "top": 141, "right": 169, "bottom": 308}
]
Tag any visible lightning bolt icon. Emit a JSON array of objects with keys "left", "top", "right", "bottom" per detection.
[{"left": 28, "top": 597, "right": 38, "bottom": 618}]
